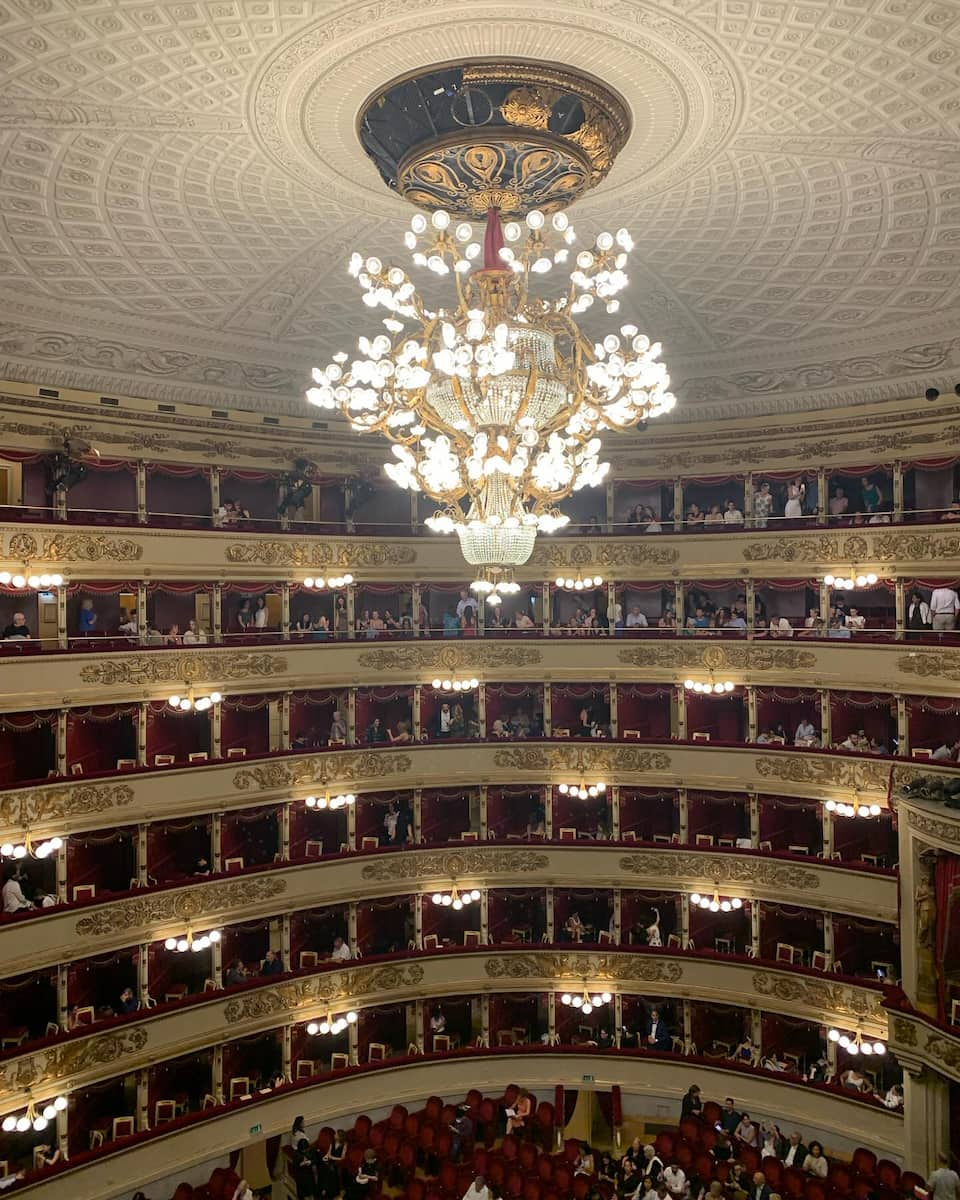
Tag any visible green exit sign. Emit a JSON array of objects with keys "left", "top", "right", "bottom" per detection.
[
  {"left": 249, "top": 1123, "right": 262, "bottom": 1135},
  {"left": 582, "top": 1074, "right": 594, "bottom": 1083}
]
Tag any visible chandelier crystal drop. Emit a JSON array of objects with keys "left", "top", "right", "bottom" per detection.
[{"left": 307, "top": 206, "right": 675, "bottom": 584}]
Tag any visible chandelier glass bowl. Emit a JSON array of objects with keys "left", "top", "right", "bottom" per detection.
[{"left": 307, "top": 202, "right": 674, "bottom": 591}]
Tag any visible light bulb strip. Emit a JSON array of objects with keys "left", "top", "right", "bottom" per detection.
[
  {"left": 822, "top": 571, "right": 879, "bottom": 590},
  {"left": 306, "top": 1009, "right": 358, "bottom": 1037},
  {"left": 167, "top": 683, "right": 223, "bottom": 712},
  {"left": 302, "top": 573, "right": 354, "bottom": 590},
  {"left": 689, "top": 888, "right": 744, "bottom": 914},
  {"left": 305, "top": 792, "right": 356, "bottom": 810},
  {"left": 0, "top": 569, "right": 65, "bottom": 591},
  {"left": 1, "top": 1094, "right": 68, "bottom": 1133},
  {"left": 164, "top": 928, "right": 222, "bottom": 953},
  {"left": 684, "top": 679, "right": 736, "bottom": 694},
  {"left": 1, "top": 835, "right": 63, "bottom": 860},
  {"left": 826, "top": 1026, "right": 886, "bottom": 1056},
  {"left": 431, "top": 677, "right": 479, "bottom": 692},
  {"left": 430, "top": 884, "right": 482, "bottom": 911},
  {"left": 554, "top": 573, "right": 603, "bottom": 591},
  {"left": 825, "top": 800, "right": 883, "bottom": 819},
  {"left": 559, "top": 985, "right": 613, "bottom": 1016},
  {"left": 558, "top": 780, "right": 606, "bottom": 799}
]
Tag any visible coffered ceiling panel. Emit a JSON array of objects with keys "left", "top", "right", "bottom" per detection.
[{"left": 0, "top": 0, "right": 958, "bottom": 421}]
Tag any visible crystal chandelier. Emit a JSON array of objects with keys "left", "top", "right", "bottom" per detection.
[{"left": 307, "top": 206, "right": 674, "bottom": 600}]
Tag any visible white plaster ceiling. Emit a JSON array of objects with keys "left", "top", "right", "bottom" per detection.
[{"left": 0, "top": 0, "right": 959, "bottom": 423}]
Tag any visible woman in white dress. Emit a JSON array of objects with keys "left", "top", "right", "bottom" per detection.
[{"left": 784, "top": 479, "right": 805, "bottom": 519}]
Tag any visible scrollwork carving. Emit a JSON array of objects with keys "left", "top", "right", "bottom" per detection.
[
  {"left": 357, "top": 645, "right": 542, "bottom": 672},
  {"left": 754, "top": 754, "right": 890, "bottom": 792},
  {"left": 75, "top": 876, "right": 287, "bottom": 938},
  {"left": 493, "top": 746, "right": 671, "bottom": 774},
  {"left": 222, "top": 963, "right": 426, "bottom": 1023},
  {"left": 233, "top": 751, "right": 412, "bottom": 791},
  {"left": 751, "top": 972, "right": 883, "bottom": 1024},
  {"left": 897, "top": 652, "right": 960, "bottom": 683},
  {"left": 0, "top": 1027, "right": 149, "bottom": 1092},
  {"left": 224, "top": 541, "right": 417, "bottom": 567},
  {"left": 0, "top": 782, "right": 134, "bottom": 832},
  {"left": 903, "top": 805, "right": 960, "bottom": 846},
  {"left": 530, "top": 542, "right": 679, "bottom": 569},
  {"left": 7, "top": 531, "right": 143, "bottom": 562},
  {"left": 617, "top": 644, "right": 816, "bottom": 672},
  {"left": 361, "top": 849, "right": 549, "bottom": 883},
  {"left": 484, "top": 951, "right": 683, "bottom": 984},
  {"left": 618, "top": 851, "right": 820, "bottom": 891},
  {"left": 79, "top": 651, "right": 288, "bottom": 686}
]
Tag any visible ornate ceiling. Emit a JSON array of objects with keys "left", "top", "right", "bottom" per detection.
[{"left": 0, "top": 0, "right": 959, "bottom": 423}]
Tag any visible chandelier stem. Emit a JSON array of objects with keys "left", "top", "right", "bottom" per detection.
[{"left": 482, "top": 206, "right": 505, "bottom": 270}]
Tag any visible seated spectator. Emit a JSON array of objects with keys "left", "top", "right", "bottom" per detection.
[
  {"left": 449, "top": 1107, "right": 473, "bottom": 1162},
  {"left": 2, "top": 612, "right": 30, "bottom": 639},
  {"left": 802, "top": 1142, "right": 828, "bottom": 1177},
  {"left": 575, "top": 1144, "right": 595, "bottom": 1176},
  {"left": 639, "top": 1147, "right": 664, "bottom": 1185},
  {"left": 626, "top": 606, "right": 649, "bottom": 630},
  {"left": 759, "top": 1123, "right": 782, "bottom": 1158},
  {"left": 845, "top": 607, "right": 865, "bottom": 632},
  {"left": 505, "top": 1088, "right": 532, "bottom": 1134},
  {"left": 827, "top": 616, "right": 851, "bottom": 639},
  {"left": 365, "top": 717, "right": 387, "bottom": 744},
  {"left": 118, "top": 607, "right": 138, "bottom": 636},
  {"left": 658, "top": 605, "right": 676, "bottom": 629},
  {"left": 618, "top": 1159, "right": 643, "bottom": 1199},
  {"left": 931, "top": 739, "right": 959, "bottom": 761},
  {"left": 119, "top": 986, "right": 138, "bottom": 1014},
  {"left": 643, "top": 1007, "right": 671, "bottom": 1050},
  {"left": 34, "top": 887, "right": 57, "bottom": 908},
  {"left": 164, "top": 623, "right": 182, "bottom": 646},
  {"left": 718, "top": 1097, "right": 741, "bottom": 1134},
  {"left": 780, "top": 1132, "right": 807, "bottom": 1166},
  {"left": 699, "top": 1183, "right": 725, "bottom": 1200},
  {"left": 727, "top": 610, "right": 746, "bottom": 631},
  {"left": 729, "top": 1041, "right": 760, "bottom": 1068},
  {"left": 794, "top": 718, "right": 817, "bottom": 746},
  {"left": 840, "top": 1067, "right": 872, "bottom": 1093},
  {"left": 712, "top": 1131, "right": 733, "bottom": 1162},
  {"left": 515, "top": 610, "right": 535, "bottom": 631},
  {"left": 703, "top": 505, "right": 723, "bottom": 527},
  {"left": 882, "top": 1083, "right": 903, "bottom": 1109},
  {"left": 182, "top": 619, "right": 208, "bottom": 644},
  {"left": 748, "top": 1173, "right": 770, "bottom": 1200},
  {"left": 644, "top": 513, "right": 663, "bottom": 533},
  {"left": 941, "top": 501, "right": 960, "bottom": 521},
  {"left": 734, "top": 1113, "right": 758, "bottom": 1146},
  {"left": 261, "top": 949, "right": 283, "bottom": 975},
  {"left": 724, "top": 1164, "right": 749, "bottom": 1200},
  {"left": 2, "top": 868, "right": 32, "bottom": 912},
  {"left": 686, "top": 504, "right": 704, "bottom": 528},
  {"left": 755, "top": 728, "right": 777, "bottom": 745},
  {"left": 768, "top": 615, "right": 794, "bottom": 637},
  {"left": 224, "top": 960, "right": 247, "bottom": 987},
  {"left": 330, "top": 936, "right": 352, "bottom": 961},
  {"left": 828, "top": 488, "right": 849, "bottom": 519},
  {"left": 598, "top": 1152, "right": 617, "bottom": 1185},
  {"left": 388, "top": 719, "right": 412, "bottom": 744},
  {"left": 463, "top": 1176, "right": 491, "bottom": 1200},
  {"left": 662, "top": 1162, "right": 687, "bottom": 1200},
  {"left": 723, "top": 500, "right": 743, "bottom": 524}
]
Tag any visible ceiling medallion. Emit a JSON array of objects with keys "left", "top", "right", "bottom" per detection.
[
  {"left": 307, "top": 62, "right": 674, "bottom": 595},
  {"left": 358, "top": 61, "right": 631, "bottom": 217}
]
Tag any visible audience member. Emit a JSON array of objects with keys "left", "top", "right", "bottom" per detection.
[
  {"left": 575, "top": 1144, "right": 595, "bottom": 1176},
  {"left": 802, "top": 1142, "right": 828, "bottom": 1177},
  {"left": 925, "top": 1153, "right": 959, "bottom": 1200},
  {"left": 718, "top": 1097, "right": 741, "bottom": 1135},
  {"left": 930, "top": 582, "right": 959, "bottom": 631},
  {"left": 780, "top": 1132, "right": 807, "bottom": 1166},
  {"left": 463, "top": 1176, "right": 491, "bottom": 1200},
  {"left": 785, "top": 479, "right": 805, "bottom": 519},
  {"left": 723, "top": 500, "right": 743, "bottom": 525},
  {"left": 643, "top": 1007, "right": 671, "bottom": 1050},
  {"left": 118, "top": 986, "right": 138, "bottom": 1014},
  {"left": 753, "top": 483, "right": 773, "bottom": 527},
  {"left": 2, "top": 868, "right": 32, "bottom": 912},
  {"left": 662, "top": 1162, "right": 687, "bottom": 1200},
  {"left": 748, "top": 1172, "right": 771, "bottom": 1200},
  {"left": 734, "top": 1113, "right": 758, "bottom": 1146},
  {"left": 330, "top": 936, "right": 352, "bottom": 961},
  {"left": 2, "top": 612, "right": 30, "bottom": 639},
  {"left": 78, "top": 598, "right": 98, "bottom": 634},
  {"left": 261, "top": 949, "right": 283, "bottom": 975},
  {"left": 505, "top": 1088, "right": 532, "bottom": 1134},
  {"left": 224, "top": 959, "right": 247, "bottom": 987}
]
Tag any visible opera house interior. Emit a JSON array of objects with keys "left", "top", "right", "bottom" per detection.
[{"left": 1, "top": 3, "right": 960, "bottom": 1199}]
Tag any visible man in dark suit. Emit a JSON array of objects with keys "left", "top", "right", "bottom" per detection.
[
  {"left": 780, "top": 1132, "right": 808, "bottom": 1167},
  {"left": 643, "top": 1008, "right": 671, "bottom": 1051},
  {"left": 719, "top": 1097, "right": 741, "bottom": 1134},
  {"left": 750, "top": 1173, "right": 772, "bottom": 1200}
]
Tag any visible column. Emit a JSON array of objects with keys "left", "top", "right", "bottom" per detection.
[
  {"left": 610, "top": 785, "right": 620, "bottom": 840},
  {"left": 348, "top": 902, "right": 358, "bottom": 951},
  {"left": 212, "top": 933, "right": 222, "bottom": 989},
  {"left": 136, "top": 461, "right": 147, "bottom": 525},
  {"left": 682, "top": 1000, "right": 693, "bottom": 1054},
  {"left": 280, "top": 691, "right": 291, "bottom": 751},
  {"left": 57, "top": 963, "right": 68, "bottom": 1028},
  {"left": 413, "top": 788, "right": 423, "bottom": 844},
  {"left": 480, "top": 891, "right": 489, "bottom": 944},
  {"left": 346, "top": 800, "right": 357, "bottom": 852},
  {"left": 346, "top": 584, "right": 356, "bottom": 639},
  {"left": 412, "top": 583, "right": 422, "bottom": 638},
  {"left": 819, "top": 688, "right": 831, "bottom": 747},
  {"left": 137, "top": 581, "right": 148, "bottom": 645},
  {"left": 816, "top": 467, "right": 827, "bottom": 525},
  {"left": 675, "top": 686, "right": 687, "bottom": 741},
  {"left": 609, "top": 683, "right": 618, "bottom": 737},
  {"left": 744, "top": 473, "right": 754, "bottom": 528},
  {"left": 212, "top": 1045, "right": 224, "bottom": 1105},
  {"left": 479, "top": 786, "right": 488, "bottom": 839},
  {"left": 745, "top": 579, "right": 755, "bottom": 637},
  {"left": 210, "top": 468, "right": 221, "bottom": 525},
  {"left": 476, "top": 594, "right": 485, "bottom": 637},
  {"left": 750, "top": 902, "right": 760, "bottom": 958},
  {"left": 56, "top": 585, "right": 67, "bottom": 650},
  {"left": 211, "top": 812, "right": 222, "bottom": 872},
  {"left": 414, "top": 896, "right": 423, "bottom": 949},
  {"left": 677, "top": 789, "right": 689, "bottom": 844},
  {"left": 409, "top": 490, "right": 418, "bottom": 535},
  {"left": 136, "top": 1069, "right": 150, "bottom": 1132},
  {"left": 478, "top": 683, "right": 487, "bottom": 738},
  {"left": 543, "top": 682, "right": 552, "bottom": 736},
  {"left": 279, "top": 802, "right": 291, "bottom": 861},
  {"left": 747, "top": 686, "right": 758, "bottom": 742},
  {"left": 680, "top": 895, "right": 690, "bottom": 946},
  {"left": 902, "top": 1068, "right": 950, "bottom": 1175},
  {"left": 211, "top": 701, "right": 222, "bottom": 759},
  {"left": 901, "top": 845, "right": 937, "bottom": 1015},
  {"left": 819, "top": 578, "right": 830, "bottom": 626},
  {"left": 749, "top": 793, "right": 760, "bottom": 848},
  {"left": 542, "top": 582, "right": 551, "bottom": 636},
  {"left": 347, "top": 689, "right": 356, "bottom": 744},
  {"left": 137, "top": 701, "right": 148, "bottom": 766},
  {"left": 56, "top": 708, "right": 68, "bottom": 776},
  {"left": 136, "top": 824, "right": 148, "bottom": 886},
  {"left": 546, "top": 887, "right": 555, "bottom": 942},
  {"left": 750, "top": 1009, "right": 762, "bottom": 1053},
  {"left": 56, "top": 1106, "right": 68, "bottom": 1162},
  {"left": 897, "top": 695, "right": 909, "bottom": 756},
  {"left": 212, "top": 583, "right": 222, "bottom": 644},
  {"left": 605, "top": 478, "right": 615, "bottom": 533},
  {"left": 543, "top": 786, "right": 553, "bottom": 840},
  {"left": 282, "top": 1025, "right": 292, "bottom": 1083},
  {"left": 413, "top": 686, "right": 422, "bottom": 740},
  {"left": 822, "top": 913, "right": 834, "bottom": 969},
  {"left": 673, "top": 479, "right": 684, "bottom": 532},
  {"left": 614, "top": 995, "right": 623, "bottom": 1047},
  {"left": 56, "top": 842, "right": 67, "bottom": 903},
  {"left": 281, "top": 914, "right": 291, "bottom": 977},
  {"left": 674, "top": 581, "right": 684, "bottom": 631},
  {"left": 281, "top": 582, "right": 290, "bottom": 641},
  {"left": 895, "top": 577, "right": 905, "bottom": 641},
  {"left": 822, "top": 805, "right": 834, "bottom": 861},
  {"left": 547, "top": 992, "right": 557, "bottom": 1045},
  {"left": 480, "top": 995, "right": 490, "bottom": 1048},
  {"left": 612, "top": 888, "right": 622, "bottom": 944},
  {"left": 893, "top": 460, "right": 904, "bottom": 523},
  {"left": 136, "top": 943, "right": 150, "bottom": 1006}
]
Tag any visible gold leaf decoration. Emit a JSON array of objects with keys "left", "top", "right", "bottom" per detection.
[
  {"left": 751, "top": 972, "right": 884, "bottom": 1025},
  {"left": 0, "top": 782, "right": 134, "bottom": 832},
  {"left": 617, "top": 644, "right": 816, "bottom": 672},
  {"left": 891, "top": 1016, "right": 918, "bottom": 1047},
  {"left": 222, "top": 963, "right": 426, "bottom": 1023},
  {"left": 7, "top": 531, "right": 143, "bottom": 562},
  {"left": 79, "top": 651, "right": 288, "bottom": 686},
  {"left": 903, "top": 805, "right": 960, "bottom": 846},
  {"left": 484, "top": 951, "right": 683, "bottom": 984},
  {"left": 741, "top": 535, "right": 871, "bottom": 563},
  {"left": 357, "top": 645, "right": 542, "bottom": 672},
  {"left": 618, "top": 851, "right": 820, "bottom": 891},
  {"left": 754, "top": 754, "right": 890, "bottom": 792},
  {"left": 361, "top": 849, "right": 549, "bottom": 882},
  {"left": 897, "top": 652, "right": 960, "bottom": 683},
  {"left": 530, "top": 541, "right": 679, "bottom": 568},
  {"left": 75, "top": 876, "right": 287, "bottom": 938},
  {"left": 493, "top": 746, "right": 671, "bottom": 774},
  {"left": 224, "top": 541, "right": 417, "bottom": 567},
  {"left": 0, "top": 1027, "right": 149, "bottom": 1093},
  {"left": 233, "top": 750, "right": 412, "bottom": 791}
]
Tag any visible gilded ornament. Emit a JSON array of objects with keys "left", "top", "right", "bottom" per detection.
[
  {"left": 222, "top": 963, "right": 426, "bottom": 1023},
  {"left": 361, "top": 849, "right": 549, "bottom": 883},
  {"left": 741, "top": 535, "right": 871, "bottom": 564},
  {"left": 493, "top": 746, "right": 671, "bottom": 774},
  {"left": 754, "top": 754, "right": 890, "bottom": 793},
  {"left": 484, "top": 951, "right": 683, "bottom": 985},
  {"left": 233, "top": 750, "right": 412, "bottom": 791},
  {"left": 79, "top": 651, "right": 288, "bottom": 686},
  {"left": 897, "top": 653, "right": 960, "bottom": 683},
  {"left": 618, "top": 852, "right": 820, "bottom": 892},
  {"left": 531, "top": 541, "right": 679, "bottom": 569},
  {"left": 7, "top": 531, "right": 143, "bottom": 562},
  {"left": 871, "top": 533, "right": 960, "bottom": 562},
  {"left": 0, "top": 1027, "right": 148, "bottom": 1094},
  {"left": 903, "top": 805, "right": 960, "bottom": 846},
  {"left": 891, "top": 1016, "right": 918, "bottom": 1048},
  {"left": 750, "top": 972, "right": 884, "bottom": 1025},
  {"left": 0, "top": 782, "right": 133, "bottom": 833},
  {"left": 617, "top": 644, "right": 816, "bottom": 672},
  {"left": 75, "top": 876, "right": 288, "bottom": 938},
  {"left": 224, "top": 541, "right": 417, "bottom": 567},
  {"left": 357, "top": 645, "right": 542, "bottom": 672},
  {"left": 922, "top": 1031, "right": 960, "bottom": 1076}
]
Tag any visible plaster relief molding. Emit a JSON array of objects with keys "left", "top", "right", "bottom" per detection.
[
  {"left": 529, "top": 541, "right": 679, "bottom": 569},
  {"left": 617, "top": 644, "right": 816, "bottom": 673},
  {"left": 484, "top": 950, "right": 684, "bottom": 986},
  {"left": 224, "top": 541, "right": 417, "bottom": 568},
  {"left": 751, "top": 972, "right": 885, "bottom": 1030},
  {"left": 357, "top": 645, "right": 542, "bottom": 673},
  {"left": 0, "top": 98, "right": 247, "bottom": 134},
  {"left": 222, "top": 962, "right": 427, "bottom": 1024},
  {"left": 492, "top": 746, "right": 672, "bottom": 775},
  {"left": 755, "top": 755, "right": 891, "bottom": 795},
  {"left": 902, "top": 804, "right": 960, "bottom": 848},
  {"left": 360, "top": 848, "right": 549, "bottom": 884},
  {"left": 889, "top": 1015, "right": 960, "bottom": 1085},
  {"left": 0, "top": 781, "right": 133, "bottom": 832},
  {"left": 233, "top": 750, "right": 412, "bottom": 792},
  {"left": 897, "top": 651, "right": 960, "bottom": 684},
  {"left": 5, "top": 530, "right": 143, "bottom": 564},
  {"left": 0, "top": 1027, "right": 148, "bottom": 1095},
  {"left": 742, "top": 531, "right": 960, "bottom": 565},
  {"left": 79, "top": 651, "right": 288, "bottom": 687},
  {"left": 74, "top": 876, "right": 287, "bottom": 939},
  {"left": 733, "top": 134, "right": 960, "bottom": 175},
  {"left": 619, "top": 851, "right": 820, "bottom": 893}
]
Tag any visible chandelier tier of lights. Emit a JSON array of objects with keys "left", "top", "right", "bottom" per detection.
[
  {"left": 307, "top": 204, "right": 674, "bottom": 601},
  {"left": 824, "top": 572, "right": 878, "bottom": 590},
  {"left": 1, "top": 835, "right": 62, "bottom": 860},
  {"left": 2, "top": 1095, "right": 67, "bottom": 1133},
  {"left": 560, "top": 987, "right": 612, "bottom": 1015},
  {"left": 431, "top": 885, "right": 481, "bottom": 910},
  {"left": 308, "top": 1011, "right": 358, "bottom": 1037},
  {"left": 684, "top": 679, "right": 735, "bottom": 694},
  {"left": 168, "top": 685, "right": 222, "bottom": 712},
  {"left": 690, "top": 889, "right": 743, "bottom": 913},
  {"left": 303, "top": 573, "right": 354, "bottom": 590},
  {"left": 825, "top": 799, "right": 883, "bottom": 819},
  {"left": 305, "top": 793, "right": 356, "bottom": 810},
  {"left": 164, "top": 928, "right": 221, "bottom": 953},
  {"left": 0, "top": 570, "right": 64, "bottom": 590},
  {"left": 827, "top": 1027, "right": 886, "bottom": 1056},
  {"left": 559, "top": 779, "right": 606, "bottom": 800},
  {"left": 432, "top": 676, "right": 479, "bottom": 692},
  {"left": 555, "top": 572, "right": 603, "bottom": 591}
]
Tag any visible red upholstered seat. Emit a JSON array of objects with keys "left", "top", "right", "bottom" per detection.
[
  {"left": 173, "top": 1185, "right": 194, "bottom": 1200},
  {"left": 355, "top": 1114, "right": 373, "bottom": 1140},
  {"left": 679, "top": 1117, "right": 700, "bottom": 1141},
  {"left": 317, "top": 1127, "right": 335, "bottom": 1154},
  {"left": 553, "top": 1166, "right": 572, "bottom": 1194},
  {"left": 740, "top": 1147, "right": 761, "bottom": 1174},
  {"left": 408, "top": 1180, "right": 426, "bottom": 1200},
  {"left": 502, "top": 1134, "right": 519, "bottom": 1160},
  {"left": 472, "top": 1148, "right": 489, "bottom": 1176},
  {"left": 520, "top": 1142, "right": 538, "bottom": 1171},
  {"left": 507, "top": 1168, "right": 525, "bottom": 1198},
  {"left": 654, "top": 1132, "right": 675, "bottom": 1159},
  {"left": 702, "top": 1101, "right": 722, "bottom": 1124},
  {"left": 783, "top": 1167, "right": 807, "bottom": 1199},
  {"left": 425, "top": 1096, "right": 444, "bottom": 1122},
  {"left": 876, "top": 1162, "right": 901, "bottom": 1189},
  {"left": 524, "top": 1180, "right": 541, "bottom": 1200},
  {"left": 405, "top": 1113, "right": 421, "bottom": 1139},
  {"left": 763, "top": 1159, "right": 783, "bottom": 1188},
  {"left": 384, "top": 1131, "right": 401, "bottom": 1161},
  {"left": 852, "top": 1149, "right": 877, "bottom": 1178},
  {"left": 439, "top": 1160, "right": 458, "bottom": 1196},
  {"left": 369, "top": 1124, "right": 385, "bottom": 1149},
  {"left": 675, "top": 1142, "right": 694, "bottom": 1170},
  {"left": 563, "top": 1139, "right": 581, "bottom": 1164},
  {"left": 828, "top": 1164, "right": 852, "bottom": 1194},
  {"left": 538, "top": 1155, "right": 554, "bottom": 1182},
  {"left": 696, "top": 1153, "right": 715, "bottom": 1181},
  {"left": 573, "top": 1176, "right": 591, "bottom": 1200},
  {"left": 441, "top": 1105, "right": 457, "bottom": 1125},
  {"left": 488, "top": 1160, "right": 506, "bottom": 1189},
  {"left": 390, "top": 1105, "right": 408, "bottom": 1130},
  {"left": 479, "top": 1098, "right": 497, "bottom": 1145},
  {"left": 852, "top": 1181, "right": 873, "bottom": 1200},
  {"left": 466, "top": 1089, "right": 483, "bottom": 1108},
  {"left": 805, "top": 1181, "right": 827, "bottom": 1200},
  {"left": 397, "top": 1140, "right": 417, "bottom": 1182}
]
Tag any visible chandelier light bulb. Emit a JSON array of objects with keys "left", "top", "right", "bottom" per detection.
[
  {"left": 12, "top": 845, "right": 26, "bottom": 859},
  {"left": 11, "top": 575, "right": 25, "bottom": 589},
  {"left": 561, "top": 993, "right": 572, "bottom": 1005},
  {"left": 32, "top": 1116, "right": 48, "bottom": 1132},
  {"left": 1, "top": 1115, "right": 15, "bottom": 1132},
  {"left": 165, "top": 937, "right": 177, "bottom": 950},
  {"left": 571, "top": 995, "right": 582, "bottom": 1008},
  {"left": 176, "top": 939, "right": 189, "bottom": 953},
  {"left": 15, "top": 1116, "right": 30, "bottom": 1133},
  {"left": 42, "top": 1105, "right": 57, "bottom": 1122},
  {"left": 690, "top": 893, "right": 701, "bottom": 905},
  {"left": 307, "top": 1022, "right": 319, "bottom": 1036},
  {"left": 581, "top": 1002, "right": 593, "bottom": 1015},
  {"left": 319, "top": 1020, "right": 331, "bottom": 1035}
]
